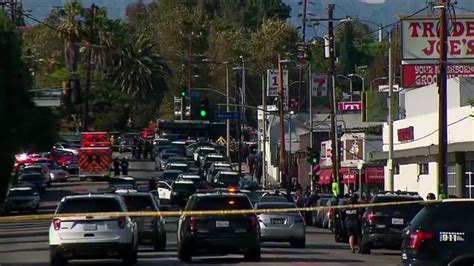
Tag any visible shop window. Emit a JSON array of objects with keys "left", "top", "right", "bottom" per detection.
[
  {"left": 418, "top": 163, "right": 429, "bottom": 175},
  {"left": 394, "top": 164, "right": 400, "bottom": 175}
]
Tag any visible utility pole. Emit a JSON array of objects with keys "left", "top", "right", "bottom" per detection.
[
  {"left": 226, "top": 64, "right": 231, "bottom": 159},
  {"left": 309, "top": 65, "right": 314, "bottom": 192},
  {"left": 297, "top": 0, "right": 308, "bottom": 112},
  {"left": 237, "top": 68, "right": 242, "bottom": 177},
  {"left": 262, "top": 75, "right": 267, "bottom": 188},
  {"left": 83, "top": 3, "right": 96, "bottom": 131},
  {"left": 278, "top": 56, "right": 288, "bottom": 192},
  {"left": 387, "top": 30, "right": 394, "bottom": 192},
  {"left": 327, "top": 4, "right": 340, "bottom": 196},
  {"left": 438, "top": 0, "right": 448, "bottom": 197}
]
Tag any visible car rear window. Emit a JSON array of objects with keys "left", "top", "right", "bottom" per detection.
[
  {"left": 372, "top": 196, "right": 422, "bottom": 203},
  {"left": 122, "top": 195, "right": 155, "bottom": 211},
  {"left": 260, "top": 195, "right": 293, "bottom": 203},
  {"left": 163, "top": 172, "right": 181, "bottom": 181},
  {"left": 411, "top": 202, "right": 474, "bottom": 230},
  {"left": 57, "top": 198, "right": 123, "bottom": 213},
  {"left": 172, "top": 183, "right": 195, "bottom": 191},
  {"left": 193, "top": 196, "right": 252, "bottom": 210},
  {"left": 19, "top": 174, "right": 43, "bottom": 181},
  {"left": 218, "top": 174, "right": 239, "bottom": 181},
  {"left": 256, "top": 203, "right": 296, "bottom": 209},
  {"left": 9, "top": 189, "right": 34, "bottom": 197},
  {"left": 22, "top": 168, "right": 42, "bottom": 174},
  {"left": 109, "top": 178, "right": 135, "bottom": 186}
]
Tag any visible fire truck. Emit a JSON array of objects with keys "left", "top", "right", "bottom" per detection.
[{"left": 78, "top": 132, "right": 112, "bottom": 181}]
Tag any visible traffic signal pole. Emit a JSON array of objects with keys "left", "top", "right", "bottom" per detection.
[{"left": 438, "top": 0, "right": 448, "bottom": 197}]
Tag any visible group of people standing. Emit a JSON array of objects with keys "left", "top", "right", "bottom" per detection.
[
  {"left": 131, "top": 137, "right": 153, "bottom": 160},
  {"left": 113, "top": 157, "right": 129, "bottom": 177}
]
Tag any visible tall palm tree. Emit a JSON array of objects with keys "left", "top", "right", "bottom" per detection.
[
  {"left": 57, "top": 1, "right": 84, "bottom": 73},
  {"left": 114, "top": 35, "right": 171, "bottom": 99}
]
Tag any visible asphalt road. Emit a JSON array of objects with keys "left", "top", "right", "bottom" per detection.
[{"left": 0, "top": 159, "right": 401, "bottom": 266}]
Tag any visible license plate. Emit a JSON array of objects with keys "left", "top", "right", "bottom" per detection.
[
  {"left": 272, "top": 218, "right": 285, "bottom": 224},
  {"left": 83, "top": 224, "right": 97, "bottom": 231},
  {"left": 216, "top": 221, "right": 229, "bottom": 228},
  {"left": 392, "top": 218, "right": 404, "bottom": 225}
]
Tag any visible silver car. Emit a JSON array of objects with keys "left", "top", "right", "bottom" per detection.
[
  {"left": 255, "top": 202, "right": 306, "bottom": 248},
  {"left": 4, "top": 186, "right": 40, "bottom": 213}
]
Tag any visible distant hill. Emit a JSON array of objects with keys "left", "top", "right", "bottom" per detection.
[{"left": 22, "top": 0, "right": 473, "bottom": 33}]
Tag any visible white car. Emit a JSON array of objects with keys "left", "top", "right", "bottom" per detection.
[
  {"left": 157, "top": 181, "right": 171, "bottom": 205},
  {"left": 4, "top": 186, "right": 40, "bottom": 213},
  {"left": 193, "top": 146, "right": 216, "bottom": 162},
  {"left": 49, "top": 194, "right": 138, "bottom": 265},
  {"left": 53, "top": 142, "right": 79, "bottom": 156}
]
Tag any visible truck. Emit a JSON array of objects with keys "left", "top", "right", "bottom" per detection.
[{"left": 78, "top": 132, "right": 112, "bottom": 181}]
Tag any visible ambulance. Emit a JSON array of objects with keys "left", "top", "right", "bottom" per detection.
[{"left": 78, "top": 132, "right": 112, "bottom": 181}]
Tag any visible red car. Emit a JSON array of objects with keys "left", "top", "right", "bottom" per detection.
[
  {"left": 13, "top": 153, "right": 44, "bottom": 173},
  {"left": 48, "top": 150, "right": 79, "bottom": 174}
]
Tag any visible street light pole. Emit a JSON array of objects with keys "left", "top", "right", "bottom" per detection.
[
  {"left": 387, "top": 30, "right": 395, "bottom": 192},
  {"left": 309, "top": 65, "right": 314, "bottom": 192},
  {"left": 262, "top": 75, "right": 267, "bottom": 188},
  {"left": 278, "top": 55, "right": 288, "bottom": 191},
  {"left": 225, "top": 63, "right": 231, "bottom": 159}
]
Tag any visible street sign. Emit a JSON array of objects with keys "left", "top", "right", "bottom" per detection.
[
  {"left": 216, "top": 111, "right": 240, "bottom": 120},
  {"left": 311, "top": 74, "right": 328, "bottom": 97},
  {"left": 338, "top": 101, "right": 362, "bottom": 112},
  {"left": 266, "top": 69, "right": 288, "bottom": 97}
]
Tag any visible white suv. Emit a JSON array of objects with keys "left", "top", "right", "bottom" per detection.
[{"left": 49, "top": 194, "right": 138, "bottom": 265}]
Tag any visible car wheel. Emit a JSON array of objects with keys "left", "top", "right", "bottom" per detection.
[
  {"left": 244, "top": 245, "right": 261, "bottom": 262},
  {"left": 50, "top": 247, "right": 67, "bottom": 266},
  {"left": 360, "top": 235, "right": 371, "bottom": 255},
  {"left": 290, "top": 238, "right": 306, "bottom": 248},
  {"left": 177, "top": 244, "right": 192, "bottom": 262},
  {"left": 122, "top": 251, "right": 136, "bottom": 265}
]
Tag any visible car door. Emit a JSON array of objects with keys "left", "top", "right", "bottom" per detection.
[{"left": 157, "top": 181, "right": 171, "bottom": 200}]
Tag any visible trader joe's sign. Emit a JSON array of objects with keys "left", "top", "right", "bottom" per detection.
[
  {"left": 402, "top": 64, "right": 474, "bottom": 88},
  {"left": 401, "top": 15, "right": 474, "bottom": 61}
]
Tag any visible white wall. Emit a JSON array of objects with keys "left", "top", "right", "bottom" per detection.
[
  {"left": 386, "top": 162, "right": 438, "bottom": 198},
  {"left": 383, "top": 105, "right": 474, "bottom": 152}
]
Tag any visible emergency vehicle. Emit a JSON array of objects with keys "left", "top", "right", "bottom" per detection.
[{"left": 78, "top": 132, "right": 112, "bottom": 181}]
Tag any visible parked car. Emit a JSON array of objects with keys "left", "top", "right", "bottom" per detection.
[
  {"left": 116, "top": 191, "right": 167, "bottom": 251},
  {"left": 177, "top": 191, "right": 260, "bottom": 262},
  {"left": 360, "top": 192, "right": 423, "bottom": 254},
  {"left": 108, "top": 176, "right": 136, "bottom": 192},
  {"left": 170, "top": 180, "right": 197, "bottom": 207},
  {"left": 401, "top": 199, "right": 474, "bottom": 266},
  {"left": 17, "top": 173, "right": 47, "bottom": 193},
  {"left": 4, "top": 186, "right": 40, "bottom": 213},
  {"left": 322, "top": 198, "right": 338, "bottom": 230},
  {"left": 156, "top": 181, "right": 172, "bottom": 206},
  {"left": 161, "top": 170, "right": 183, "bottom": 185},
  {"left": 212, "top": 171, "right": 240, "bottom": 188},
  {"left": 165, "top": 162, "right": 189, "bottom": 173},
  {"left": 52, "top": 142, "right": 79, "bottom": 156},
  {"left": 49, "top": 194, "right": 138, "bottom": 265},
  {"left": 311, "top": 197, "right": 331, "bottom": 228},
  {"left": 206, "top": 162, "right": 233, "bottom": 183},
  {"left": 255, "top": 201, "right": 305, "bottom": 248}
]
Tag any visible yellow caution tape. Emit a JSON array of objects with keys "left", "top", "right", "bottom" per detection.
[{"left": 0, "top": 199, "right": 438, "bottom": 223}]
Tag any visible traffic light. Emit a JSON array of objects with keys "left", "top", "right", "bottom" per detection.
[
  {"left": 180, "top": 89, "right": 187, "bottom": 97},
  {"left": 306, "top": 146, "right": 319, "bottom": 165},
  {"left": 199, "top": 96, "right": 209, "bottom": 119}
]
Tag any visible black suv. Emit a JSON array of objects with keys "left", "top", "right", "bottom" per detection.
[
  {"left": 117, "top": 191, "right": 167, "bottom": 251},
  {"left": 170, "top": 180, "right": 197, "bottom": 207},
  {"left": 177, "top": 191, "right": 260, "bottom": 262},
  {"left": 333, "top": 198, "right": 350, "bottom": 243},
  {"left": 360, "top": 192, "right": 423, "bottom": 254},
  {"left": 401, "top": 200, "right": 474, "bottom": 266}
]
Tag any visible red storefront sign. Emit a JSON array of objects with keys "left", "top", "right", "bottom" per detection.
[
  {"left": 398, "top": 126, "right": 414, "bottom": 142},
  {"left": 402, "top": 64, "right": 474, "bottom": 88},
  {"left": 364, "top": 167, "right": 384, "bottom": 184},
  {"left": 338, "top": 101, "right": 362, "bottom": 112},
  {"left": 317, "top": 169, "right": 332, "bottom": 185},
  {"left": 341, "top": 167, "right": 358, "bottom": 184}
]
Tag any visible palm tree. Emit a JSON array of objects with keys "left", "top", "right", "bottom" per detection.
[
  {"left": 57, "top": 1, "right": 84, "bottom": 73},
  {"left": 114, "top": 35, "right": 171, "bottom": 99}
]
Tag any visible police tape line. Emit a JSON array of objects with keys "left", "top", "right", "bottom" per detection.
[{"left": 0, "top": 199, "right": 438, "bottom": 223}]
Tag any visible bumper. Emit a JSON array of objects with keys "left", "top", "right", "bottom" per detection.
[
  {"left": 50, "top": 243, "right": 132, "bottom": 260},
  {"left": 260, "top": 224, "right": 305, "bottom": 242},
  {"left": 182, "top": 235, "right": 259, "bottom": 255},
  {"left": 365, "top": 232, "right": 403, "bottom": 249}
]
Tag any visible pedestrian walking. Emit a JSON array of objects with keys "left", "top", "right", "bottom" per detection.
[
  {"left": 113, "top": 157, "right": 121, "bottom": 177},
  {"left": 345, "top": 194, "right": 362, "bottom": 253},
  {"left": 121, "top": 157, "right": 129, "bottom": 176}
]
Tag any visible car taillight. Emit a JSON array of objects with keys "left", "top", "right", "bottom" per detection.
[
  {"left": 53, "top": 218, "right": 61, "bottom": 230},
  {"left": 409, "top": 231, "right": 433, "bottom": 251},
  {"left": 190, "top": 216, "right": 197, "bottom": 231},
  {"left": 118, "top": 217, "right": 126, "bottom": 229},
  {"left": 366, "top": 211, "right": 375, "bottom": 224}
]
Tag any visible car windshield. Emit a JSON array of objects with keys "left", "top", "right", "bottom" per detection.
[
  {"left": 19, "top": 174, "right": 43, "bottom": 181},
  {"left": 122, "top": 195, "right": 155, "bottom": 211},
  {"left": 261, "top": 194, "right": 293, "bottom": 203},
  {"left": 57, "top": 198, "right": 122, "bottom": 213},
  {"left": 8, "top": 189, "right": 35, "bottom": 197},
  {"left": 109, "top": 178, "right": 135, "bottom": 187},
  {"left": 199, "top": 149, "right": 216, "bottom": 156},
  {"left": 193, "top": 196, "right": 252, "bottom": 210}
]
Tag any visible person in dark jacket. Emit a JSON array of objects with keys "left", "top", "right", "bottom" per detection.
[
  {"left": 121, "top": 157, "right": 129, "bottom": 176},
  {"left": 345, "top": 194, "right": 362, "bottom": 253},
  {"left": 113, "top": 157, "right": 121, "bottom": 177}
]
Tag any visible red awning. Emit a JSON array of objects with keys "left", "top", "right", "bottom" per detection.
[
  {"left": 317, "top": 169, "right": 332, "bottom": 185},
  {"left": 365, "top": 167, "right": 385, "bottom": 184},
  {"left": 341, "top": 167, "right": 358, "bottom": 184}
]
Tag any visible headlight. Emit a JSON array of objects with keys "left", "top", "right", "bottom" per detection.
[{"left": 49, "top": 173, "right": 55, "bottom": 178}]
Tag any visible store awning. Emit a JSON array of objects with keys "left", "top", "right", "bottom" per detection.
[
  {"left": 365, "top": 167, "right": 384, "bottom": 184},
  {"left": 317, "top": 169, "right": 332, "bottom": 185},
  {"left": 341, "top": 167, "right": 358, "bottom": 184}
]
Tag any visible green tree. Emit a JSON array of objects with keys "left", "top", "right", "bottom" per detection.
[
  {"left": 57, "top": 1, "right": 84, "bottom": 73},
  {"left": 337, "top": 23, "right": 356, "bottom": 74},
  {"left": 114, "top": 34, "right": 171, "bottom": 99},
  {"left": 0, "top": 11, "right": 58, "bottom": 201}
]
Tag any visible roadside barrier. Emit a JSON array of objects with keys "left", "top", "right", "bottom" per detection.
[{"left": 0, "top": 199, "right": 437, "bottom": 223}]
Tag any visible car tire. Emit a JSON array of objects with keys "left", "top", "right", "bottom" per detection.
[
  {"left": 177, "top": 244, "right": 192, "bottom": 262},
  {"left": 154, "top": 232, "right": 167, "bottom": 251},
  {"left": 244, "top": 246, "right": 261, "bottom": 262},
  {"left": 290, "top": 238, "right": 306, "bottom": 248},
  {"left": 50, "top": 247, "right": 67, "bottom": 266},
  {"left": 122, "top": 251, "right": 136, "bottom": 265},
  {"left": 360, "top": 235, "right": 371, "bottom": 255}
]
